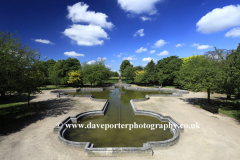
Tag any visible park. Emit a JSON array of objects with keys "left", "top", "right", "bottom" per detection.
[{"left": 0, "top": 30, "right": 240, "bottom": 159}]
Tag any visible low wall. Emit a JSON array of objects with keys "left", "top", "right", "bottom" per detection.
[{"left": 54, "top": 86, "right": 186, "bottom": 156}]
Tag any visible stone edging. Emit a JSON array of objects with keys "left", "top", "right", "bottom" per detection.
[{"left": 53, "top": 87, "right": 186, "bottom": 156}]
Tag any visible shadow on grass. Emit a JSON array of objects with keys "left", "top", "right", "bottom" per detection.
[
  {"left": 0, "top": 98, "right": 74, "bottom": 136},
  {"left": 179, "top": 97, "right": 240, "bottom": 121},
  {"left": 0, "top": 95, "right": 37, "bottom": 105}
]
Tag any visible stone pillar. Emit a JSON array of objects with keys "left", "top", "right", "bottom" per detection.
[{"left": 118, "top": 70, "right": 122, "bottom": 84}]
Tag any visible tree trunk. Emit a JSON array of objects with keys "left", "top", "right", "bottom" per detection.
[
  {"left": 28, "top": 92, "right": 30, "bottom": 107},
  {"left": 0, "top": 91, "right": 6, "bottom": 99},
  {"left": 227, "top": 94, "right": 231, "bottom": 99},
  {"left": 207, "top": 89, "right": 211, "bottom": 104},
  {"left": 91, "top": 82, "right": 92, "bottom": 86}
]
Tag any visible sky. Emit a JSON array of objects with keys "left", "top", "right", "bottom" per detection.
[{"left": 1, "top": 0, "right": 240, "bottom": 71}]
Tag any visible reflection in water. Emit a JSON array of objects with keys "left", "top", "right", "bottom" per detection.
[{"left": 65, "top": 88, "right": 173, "bottom": 147}]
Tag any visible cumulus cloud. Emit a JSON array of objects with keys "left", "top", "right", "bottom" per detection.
[
  {"left": 135, "top": 47, "right": 147, "bottom": 53},
  {"left": 225, "top": 27, "right": 240, "bottom": 37},
  {"left": 191, "top": 43, "right": 199, "bottom": 47},
  {"left": 64, "top": 51, "right": 84, "bottom": 57},
  {"left": 87, "top": 60, "right": 96, "bottom": 64},
  {"left": 33, "top": 39, "right": 54, "bottom": 44},
  {"left": 153, "top": 39, "right": 167, "bottom": 48},
  {"left": 141, "top": 16, "right": 152, "bottom": 21},
  {"left": 117, "top": 53, "right": 122, "bottom": 58},
  {"left": 67, "top": 2, "right": 114, "bottom": 29},
  {"left": 196, "top": 5, "right": 240, "bottom": 34},
  {"left": 175, "top": 43, "right": 185, "bottom": 48},
  {"left": 150, "top": 50, "right": 155, "bottom": 54},
  {"left": 105, "top": 65, "right": 111, "bottom": 68},
  {"left": 63, "top": 24, "right": 109, "bottom": 46},
  {"left": 142, "top": 57, "right": 156, "bottom": 63},
  {"left": 197, "top": 45, "right": 212, "bottom": 50},
  {"left": 123, "top": 55, "right": 137, "bottom": 60},
  {"left": 191, "top": 43, "right": 212, "bottom": 50},
  {"left": 97, "top": 57, "right": 107, "bottom": 61},
  {"left": 157, "top": 50, "right": 169, "bottom": 56},
  {"left": 134, "top": 29, "right": 144, "bottom": 37},
  {"left": 117, "top": 0, "right": 162, "bottom": 15}
]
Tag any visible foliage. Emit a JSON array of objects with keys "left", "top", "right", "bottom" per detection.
[
  {"left": 176, "top": 55, "right": 224, "bottom": 103},
  {"left": 67, "top": 70, "right": 82, "bottom": 86},
  {"left": 134, "top": 70, "right": 147, "bottom": 83},
  {"left": 122, "top": 66, "right": 135, "bottom": 80},
  {"left": 81, "top": 59, "right": 111, "bottom": 86},
  {"left": 144, "top": 59, "right": 157, "bottom": 84},
  {"left": 156, "top": 56, "right": 183, "bottom": 85},
  {"left": 0, "top": 30, "right": 43, "bottom": 101},
  {"left": 120, "top": 60, "right": 133, "bottom": 72}
]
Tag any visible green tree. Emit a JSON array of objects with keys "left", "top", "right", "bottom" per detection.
[
  {"left": 144, "top": 59, "right": 157, "bottom": 84},
  {"left": 0, "top": 30, "right": 43, "bottom": 99},
  {"left": 120, "top": 60, "right": 133, "bottom": 72},
  {"left": 122, "top": 66, "right": 135, "bottom": 81},
  {"left": 48, "top": 61, "right": 62, "bottom": 88},
  {"left": 176, "top": 55, "right": 224, "bottom": 103},
  {"left": 156, "top": 56, "right": 183, "bottom": 85},
  {"left": 134, "top": 70, "right": 147, "bottom": 84}
]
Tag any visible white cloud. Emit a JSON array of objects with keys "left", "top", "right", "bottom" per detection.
[
  {"left": 117, "top": 53, "right": 122, "bottom": 58},
  {"left": 196, "top": 5, "right": 240, "bottom": 34},
  {"left": 111, "top": 60, "right": 115, "bottom": 62},
  {"left": 105, "top": 65, "right": 111, "bottom": 68},
  {"left": 87, "top": 60, "right": 96, "bottom": 64},
  {"left": 141, "top": 16, "right": 152, "bottom": 21},
  {"left": 97, "top": 57, "right": 107, "bottom": 61},
  {"left": 64, "top": 51, "right": 84, "bottom": 57},
  {"left": 63, "top": 24, "right": 109, "bottom": 46},
  {"left": 134, "top": 29, "right": 144, "bottom": 37},
  {"left": 153, "top": 39, "right": 167, "bottom": 48},
  {"left": 191, "top": 43, "right": 199, "bottom": 47},
  {"left": 142, "top": 57, "right": 156, "bottom": 63},
  {"left": 135, "top": 47, "right": 147, "bottom": 53},
  {"left": 157, "top": 50, "right": 169, "bottom": 56},
  {"left": 67, "top": 2, "right": 114, "bottom": 29},
  {"left": 123, "top": 55, "right": 137, "bottom": 60},
  {"left": 197, "top": 45, "right": 213, "bottom": 50},
  {"left": 150, "top": 50, "right": 155, "bottom": 54},
  {"left": 130, "top": 61, "right": 133, "bottom": 65},
  {"left": 33, "top": 39, "right": 54, "bottom": 44},
  {"left": 191, "top": 43, "right": 212, "bottom": 50},
  {"left": 117, "top": 0, "right": 162, "bottom": 15},
  {"left": 225, "top": 27, "right": 240, "bottom": 37},
  {"left": 175, "top": 43, "right": 185, "bottom": 48}
]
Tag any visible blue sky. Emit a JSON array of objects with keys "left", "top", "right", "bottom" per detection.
[{"left": 1, "top": 0, "right": 240, "bottom": 71}]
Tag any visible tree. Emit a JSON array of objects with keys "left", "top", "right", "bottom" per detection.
[
  {"left": 19, "top": 61, "right": 45, "bottom": 106},
  {"left": 176, "top": 55, "right": 224, "bottom": 103},
  {"left": 120, "top": 60, "right": 133, "bottom": 72},
  {"left": 81, "top": 59, "right": 111, "bottom": 86},
  {"left": 134, "top": 66, "right": 143, "bottom": 71},
  {"left": 0, "top": 30, "right": 43, "bottom": 99},
  {"left": 134, "top": 70, "right": 147, "bottom": 84},
  {"left": 48, "top": 61, "right": 62, "bottom": 88},
  {"left": 156, "top": 56, "right": 183, "bottom": 85},
  {"left": 122, "top": 66, "right": 135, "bottom": 81},
  {"left": 67, "top": 70, "right": 82, "bottom": 87},
  {"left": 144, "top": 59, "right": 157, "bottom": 84}
]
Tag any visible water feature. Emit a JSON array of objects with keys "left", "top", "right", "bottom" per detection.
[{"left": 64, "top": 87, "right": 173, "bottom": 147}]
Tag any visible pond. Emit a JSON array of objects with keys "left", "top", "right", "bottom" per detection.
[{"left": 64, "top": 87, "right": 173, "bottom": 147}]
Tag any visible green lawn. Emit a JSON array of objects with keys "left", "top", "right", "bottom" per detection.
[
  {"left": 194, "top": 99, "right": 240, "bottom": 120},
  {"left": 40, "top": 85, "right": 75, "bottom": 90}
]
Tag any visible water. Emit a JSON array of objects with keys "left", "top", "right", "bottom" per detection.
[{"left": 64, "top": 87, "right": 173, "bottom": 147}]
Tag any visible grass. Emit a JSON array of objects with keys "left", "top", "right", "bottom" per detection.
[
  {"left": 39, "top": 85, "right": 75, "bottom": 90},
  {"left": 194, "top": 98, "right": 240, "bottom": 120},
  {"left": 0, "top": 102, "right": 48, "bottom": 126},
  {"left": 0, "top": 102, "right": 27, "bottom": 109}
]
